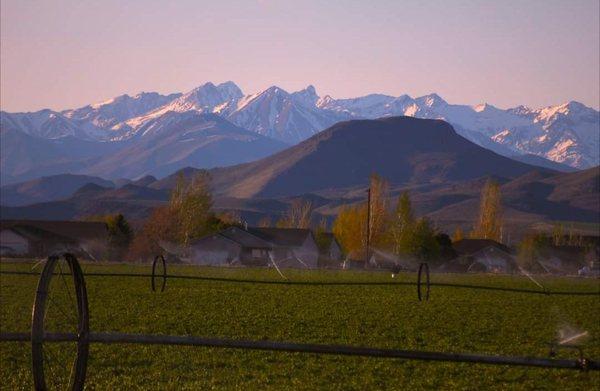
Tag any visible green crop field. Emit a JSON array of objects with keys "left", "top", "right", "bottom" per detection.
[{"left": 1, "top": 260, "right": 599, "bottom": 390}]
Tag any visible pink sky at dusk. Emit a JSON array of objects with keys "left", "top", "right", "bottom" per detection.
[{"left": 1, "top": 0, "right": 599, "bottom": 112}]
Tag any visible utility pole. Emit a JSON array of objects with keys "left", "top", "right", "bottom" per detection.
[{"left": 365, "top": 187, "right": 371, "bottom": 269}]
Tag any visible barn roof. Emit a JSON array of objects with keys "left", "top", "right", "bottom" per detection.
[
  {"left": 247, "top": 227, "right": 313, "bottom": 247},
  {"left": 453, "top": 239, "right": 512, "bottom": 255}
]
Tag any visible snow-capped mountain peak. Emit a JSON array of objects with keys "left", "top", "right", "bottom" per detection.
[
  {"left": 2, "top": 82, "right": 598, "bottom": 169},
  {"left": 473, "top": 103, "right": 490, "bottom": 112},
  {"left": 63, "top": 91, "right": 182, "bottom": 129},
  {"left": 174, "top": 81, "right": 244, "bottom": 111},
  {"left": 416, "top": 93, "right": 447, "bottom": 108},
  {"left": 507, "top": 105, "right": 534, "bottom": 116},
  {"left": 118, "top": 82, "right": 244, "bottom": 133}
]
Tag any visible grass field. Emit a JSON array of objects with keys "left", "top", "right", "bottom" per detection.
[{"left": 1, "top": 260, "right": 599, "bottom": 390}]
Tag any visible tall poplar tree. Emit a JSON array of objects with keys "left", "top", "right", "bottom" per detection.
[{"left": 472, "top": 179, "right": 502, "bottom": 241}]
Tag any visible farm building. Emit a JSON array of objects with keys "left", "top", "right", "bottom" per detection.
[
  {"left": 535, "top": 245, "right": 591, "bottom": 275},
  {"left": 452, "top": 239, "right": 517, "bottom": 274},
  {"left": 189, "top": 226, "right": 320, "bottom": 268},
  {"left": 369, "top": 249, "right": 417, "bottom": 271},
  {"left": 188, "top": 226, "right": 272, "bottom": 266},
  {"left": 0, "top": 220, "right": 109, "bottom": 258}
]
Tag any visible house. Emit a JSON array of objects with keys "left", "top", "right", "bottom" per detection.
[
  {"left": 247, "top": 227, "right": 320, "bottom": 268},
  {"left": 188, "top": 226, "right": 272, "bottom": 266},
  {"left": 0, "top": 220, "right": 108, "bottom": 258},
  {"left": 369, "top": 249, "right": 417, "bottom": 271},
  {"left": 189, "top": 226, "right": 320, "bottom": 268},
  {"left": 536, "top": 245, "right": 589, "bottom": 275},
  {"left": 452, "top": 239, "right": 517, "bottom": 274}
]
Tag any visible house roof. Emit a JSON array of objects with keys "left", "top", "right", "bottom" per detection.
[
  {"left": 247, "top": 227, "right": 312, "bottom": 247},
  {"left": 219, "top": 227, "right": 272, "bottom": 249},
  {"left": 192, "top": 227, "right": 315, "bottom": 250},
  {"left": 0, "top": 220, "right": 108, "bottom": 243},
  {"left": 3, "top": 225, "right": 78, "bottom": 246},
  {"left": 453, "top": 239, "right": 512, "bottom": 255}
]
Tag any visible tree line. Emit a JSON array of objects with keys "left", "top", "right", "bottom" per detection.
[{"left": 88, "top": 171, "right": 530, "bottom": 265}]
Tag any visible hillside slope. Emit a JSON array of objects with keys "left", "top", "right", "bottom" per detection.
[{"left": 210, "top": 116, "right": 551, "bottom": 198}]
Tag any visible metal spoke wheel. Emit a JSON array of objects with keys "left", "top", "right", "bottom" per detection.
[
  {"left": 151, "top": 255, "right": 167, "bottom": 292},
  {"left": 31, "top": 254, "right": 89, "bottom": 390}
]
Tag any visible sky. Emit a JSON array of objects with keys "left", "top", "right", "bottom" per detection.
[{"left": 1, "top": 0, "right": 599, "bottom": 112}]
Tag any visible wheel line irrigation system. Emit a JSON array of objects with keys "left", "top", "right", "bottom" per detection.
[{"left": 0, "top": 253, "right": 598, "bottom": 390}]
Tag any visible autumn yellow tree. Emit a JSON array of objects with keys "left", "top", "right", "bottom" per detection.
[
  {"left": 332, "top": 204, "right": 368, "bottom": 258},
  {"left": 452, "top": 226, "right": 464, "bottom": 242},
  {"left": 332, "top": 174, "right": 392, "bottom": 260},
  {"left": 126, "top": 171, "right": 215, "bottom": 261},
  {"left": 472, "top": 179, "right": 502, "bottom": 241},
  {"left": 367, "top": 174, "right": 391, "bottom": 250}
]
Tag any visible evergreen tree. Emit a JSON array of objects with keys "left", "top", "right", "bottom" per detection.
[{"left": 105, "top": 213, "right": 133, "bottom": 260}]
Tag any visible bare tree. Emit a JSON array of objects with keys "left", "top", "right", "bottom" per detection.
[
  {"left": 278, "top": 199, "right": 313, "bottom": 228},
  {"left": 391, "top": 191, "right": 415, "bottom": 254},
  {"left": 170, "top": 171, "right": 213, "bottom": 245}
]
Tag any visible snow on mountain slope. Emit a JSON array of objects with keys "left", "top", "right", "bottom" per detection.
[
  {"left": 2, "top": 81, "right": 598, "bottom": 169},
  {"left": 120, "top": 82, "right": 243, "bottom": 132},
  {"left": 317, "top": 93, "right": 402, "bottom": 118},
  {"left": 62, "top": 91, "right": 181, "bottom": 129},
  {"left": 490, "top": 102, "right": 599, "bottom": 168},
  {"left": 317, "top": 92, "right": 598, "bottom": 168},
  {"left": 0, "top": 109, "right": 108, "bottom": 140},
  {"left": 83, "top": 112, "right": 287, "bottom": 179},
  {"left": 225, "top": 86, "right": 342, "bottom": 142}
]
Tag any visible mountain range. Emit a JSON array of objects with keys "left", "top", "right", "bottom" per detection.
[
  {"left": 2, "top": 117, "right": 598, "bottom": 239},
  {"left": 1, "top": 81, "right": 598, "bottom": 184}
]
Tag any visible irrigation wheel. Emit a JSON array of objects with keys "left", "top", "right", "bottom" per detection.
[
  {"left": 151, "top": 255, "right": 167, "bottom": 292},
  {"left": 417, "top": 262, "right": 430, "bottom": 301},
  {"left": 31, "top": 253, "right": 89, "bottom": 391}
]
